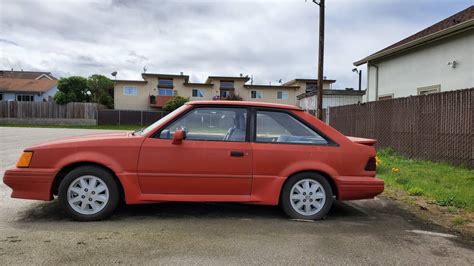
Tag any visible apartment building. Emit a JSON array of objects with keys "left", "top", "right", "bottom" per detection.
[{"left": 113, "top": 72, "right": 337, "bottom": 111}]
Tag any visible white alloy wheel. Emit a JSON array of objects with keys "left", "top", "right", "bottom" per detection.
[
  {"left": 67, "top": 175, "right": 109, "bottom": 215},
  {"left": 289, "top": 178, "right": 326, "bottom": 216}
]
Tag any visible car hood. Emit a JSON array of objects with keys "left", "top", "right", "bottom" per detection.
[{"left": 26, "top": 131, "right": 133, "bottom": 150}]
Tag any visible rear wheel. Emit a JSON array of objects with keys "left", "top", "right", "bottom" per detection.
[
  {"left": 280, "top": 173, "right": 333, "bottom": 220},
  {"left": 58, "top": 166, "right": 119, "bottom": 221}
]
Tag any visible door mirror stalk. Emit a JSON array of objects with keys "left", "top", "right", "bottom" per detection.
[{"left": 172, "top": 129, "right": 186, "bottom": 144}]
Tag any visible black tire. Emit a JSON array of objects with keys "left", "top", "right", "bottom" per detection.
[
  {"left": 58, "top": 166, "right": 120, "bottom": 221},
  {"left": 280, "top": 172, "right": 333, "bottom": 220}
]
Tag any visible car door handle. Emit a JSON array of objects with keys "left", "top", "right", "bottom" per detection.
[{"left": 230, "top": 151, "right": 245, "bottom": 157}]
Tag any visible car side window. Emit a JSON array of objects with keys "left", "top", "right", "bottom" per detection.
[
  {"left": 256, "top": 110, "right": 328, "bottom": 145},
  {"left": 160, "top": 107, "right": 247, "bottom": 142}
]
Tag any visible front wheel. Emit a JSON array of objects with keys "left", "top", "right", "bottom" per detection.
[
  {"left": 58, "top": 166, "right": 119, "bottom": 221},
  {"left": 280, "top": 173, "right": 333, "bottom": 220}
]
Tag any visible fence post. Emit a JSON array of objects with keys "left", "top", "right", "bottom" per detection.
[
  {"left": 141, "top": 111, "right": 143, "bottom": 126},
  {"left": 118, "top": 110, "right": 121, "bottom": 125}
]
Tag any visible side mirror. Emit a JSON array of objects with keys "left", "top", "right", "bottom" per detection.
[{"left": 172, "top": 129, "right": 186, "bottom": 145}]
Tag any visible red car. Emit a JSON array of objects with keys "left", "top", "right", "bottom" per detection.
[{"left": 3, "top": 101, "right": 383, "bottom": 221}]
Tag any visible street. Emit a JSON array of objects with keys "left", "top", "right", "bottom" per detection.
[{"left": 0, "top": 127, "right": 473, "bottom": 264}]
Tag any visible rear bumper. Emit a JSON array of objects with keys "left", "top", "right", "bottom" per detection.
[
  {"left": 334, "top": 176, "right": 384, "bottom": 200},
  {"left": 3, "top": 167, "right": 55, "bottom": 201}
]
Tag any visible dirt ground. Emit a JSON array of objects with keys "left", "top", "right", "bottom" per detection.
[{"left": 0, "top": 127, "right": 473, "bottom": 264}]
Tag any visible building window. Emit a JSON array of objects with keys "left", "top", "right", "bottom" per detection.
[
  {"left": 417, "top": 85, "right": 440, "bottom": 95},
  {"left": 159, "top": 88, "right": 173, "bottom": 96},
  {"left": 220, "top": 81, "right": 234, "bottom": 89},
  {"left": 277, "top": 91, "right": 288, "bottom": 100},
  {"left": 158, "top": 79, "right": 173, "bottom": 87},
  {"left": 306, "top": 82, "right": 317, "bottom": 92},
  {"left": 123, "top": 86, "right": 137, "bottom": 96},
  {"left": 220, "top": 89, "right": 234, "bottom": 98},
  {"left": 251, "top": 90, "right": 262, "bottom": 99},
  {"left": 16, "top": 94, "right": 34, "bottom": 101},
  {"left": 378, "top": 94, "right": 394, "bottom": 100},
  {"left": 192, "top": 89, "right": 204, "bottom": 98}
]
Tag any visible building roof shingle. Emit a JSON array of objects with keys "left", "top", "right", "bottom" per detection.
[
  {"left": 0, "top": 70, "right": 56, "bottom": 80},
  {"left": 354, "top": 5, "right": 474, "bottom": 66},
  {"left": 0, "top": 78, "right": 57, "bottom": 93}
]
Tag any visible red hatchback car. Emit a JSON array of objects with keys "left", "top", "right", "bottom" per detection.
[{"left": 4, "top": 101, "right": 383, "bottom": 221}]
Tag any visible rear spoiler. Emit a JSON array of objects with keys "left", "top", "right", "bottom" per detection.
[{"left": 347, "top": 136, "right": 377, "bottom": 146}]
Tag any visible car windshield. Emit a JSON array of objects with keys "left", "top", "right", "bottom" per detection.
[{"left": 138, "top": 105, "right": 188, "bottom": 135}]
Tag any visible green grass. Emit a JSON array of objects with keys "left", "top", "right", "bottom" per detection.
[
  {"left": 0, "top": 124, "right": 141, "bottom": 130},
  {"left": 377, "top": 149, "right": 474, "bottom": 211}
]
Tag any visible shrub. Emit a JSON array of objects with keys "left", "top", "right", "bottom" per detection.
[
  {"left": 225, "top": 94, "right": 243, "bottom": 101},
  {"left": 452, "top": 216, "right": 467, "bottom": 226},
  {"left": 408, "top": 187, "right": 424, "bottom": 196},
  {"left": 436, "top": 196, "right": 467, "bottom": 209},
  {"left": 163, "top": 96, "right": 189, "bottom": 112}
]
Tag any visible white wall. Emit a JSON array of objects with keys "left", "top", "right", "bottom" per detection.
[
  {"left": 0, "top": 86, "right": 58, "bottom": 102},
  {"left": 365, "top": 29, "right": 474, "bottom": 102},
  {"left": 298, "top": 94, "right": 362, "bottom": 111}
]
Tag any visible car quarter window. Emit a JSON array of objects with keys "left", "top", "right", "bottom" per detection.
[
  {"left": 256, "top": 110, "right": 328, "bottom": 145},
  {"left": 159, "top": 107, "right": 248, "bottom": 142}
]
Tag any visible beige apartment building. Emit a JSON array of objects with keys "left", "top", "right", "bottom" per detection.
[{"left": 113, "top": 73, "right": 336, "bottom": 111}]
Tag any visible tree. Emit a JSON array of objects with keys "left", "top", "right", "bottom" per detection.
[
  {"left": 54, "top": 74, "right": 114, "bottom": 108},
  {"left": 163, "top": 96, "right": 189, "bottom": 112},
  {"left": 225, "top": 94, "right": 242, "bottom": 101},
  {"left": 87, "top": 74, "right": 114, "bottom": 108},
  {"left": 54, "top": 76, "right": 90, "bottom": 104}
]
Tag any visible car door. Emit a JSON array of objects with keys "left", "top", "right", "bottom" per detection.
[{"left": 137, "top": 106, "right": 252, "bottom": 195}]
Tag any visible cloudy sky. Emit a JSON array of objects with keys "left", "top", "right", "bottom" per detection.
[{"left": 0, "top": 0, "right": 472, "bottom": 89}]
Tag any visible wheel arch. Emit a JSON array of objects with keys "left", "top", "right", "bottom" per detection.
[
  {"left": 51, "top": 161, "right": 125, "bottom": 201},
  {"left": 281, "top": 170, "right": 339, "bottom": 200}
]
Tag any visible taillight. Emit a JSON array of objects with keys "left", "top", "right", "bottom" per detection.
[{"left": 365, "top": 157, "right": 376, "bottom": 171}]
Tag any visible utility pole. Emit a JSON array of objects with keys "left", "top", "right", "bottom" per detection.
[{"left": 312, "top": 0, "right": 325, "bottom": 120}]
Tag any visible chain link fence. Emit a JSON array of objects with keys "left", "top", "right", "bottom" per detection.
[{"left": 326, "top": 88, "right": 473, "bottom": 168}]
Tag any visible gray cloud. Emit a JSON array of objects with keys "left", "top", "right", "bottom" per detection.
[
  {"left": 0, "top": 38, "right": 19, "bottom": 46},
  {"left": 0, "top": 0, "right": 472, "bottom": 88}
]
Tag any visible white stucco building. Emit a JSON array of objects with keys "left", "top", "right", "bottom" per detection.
[{"left": 354, "top": 5, "right": 474, "bottom": 102}]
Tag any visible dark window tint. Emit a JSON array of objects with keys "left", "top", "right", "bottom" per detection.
[
  {"left": 158, "top": 79, "right": 173, "bottom": 87},
  {"left": 16, "top": 94, "right": 34, "bottom": 101},
  {"left": 220, "top": 81, "right": 234, "bottom": 89},
  {"left": 256, "top": 111, "right": 328, "bottom": 145}
]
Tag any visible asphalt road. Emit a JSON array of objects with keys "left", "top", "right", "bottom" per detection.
[{"left": 0, "top": 127, "right": 473, "bottom": 265}]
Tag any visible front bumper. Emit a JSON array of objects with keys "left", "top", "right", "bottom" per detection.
[
  {"left": 334, "top": 176, "right": 384, "bottom": 200},
  {"left": 3, "top": 167, "right": 56, "bottom": 201}
]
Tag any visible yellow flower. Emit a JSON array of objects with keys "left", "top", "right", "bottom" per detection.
[
  {"left": 375, "top": 156, "right": 382, "bottom": 166},
  {"left": 391, "top": 167, "right": 400, "bottom": 173}
]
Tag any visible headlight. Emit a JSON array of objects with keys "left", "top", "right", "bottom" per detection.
[{"left": 16, "top": 151, "right": 33, "bottom": 168}]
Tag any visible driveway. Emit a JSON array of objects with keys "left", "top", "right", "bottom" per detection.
[{"left": 0, "top": 127, "right": 473, "bottom": 264}]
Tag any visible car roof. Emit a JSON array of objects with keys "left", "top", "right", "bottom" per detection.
[{"left": 187, "top": 100, "right": 301, "bottom": 110}]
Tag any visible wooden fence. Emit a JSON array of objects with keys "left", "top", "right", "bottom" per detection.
[
  {"left": 0, "top": 101, "right": 99, "bottom": 122},
  {"left": 326, "top": 88, "right": 473, "bottom": 168}
]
